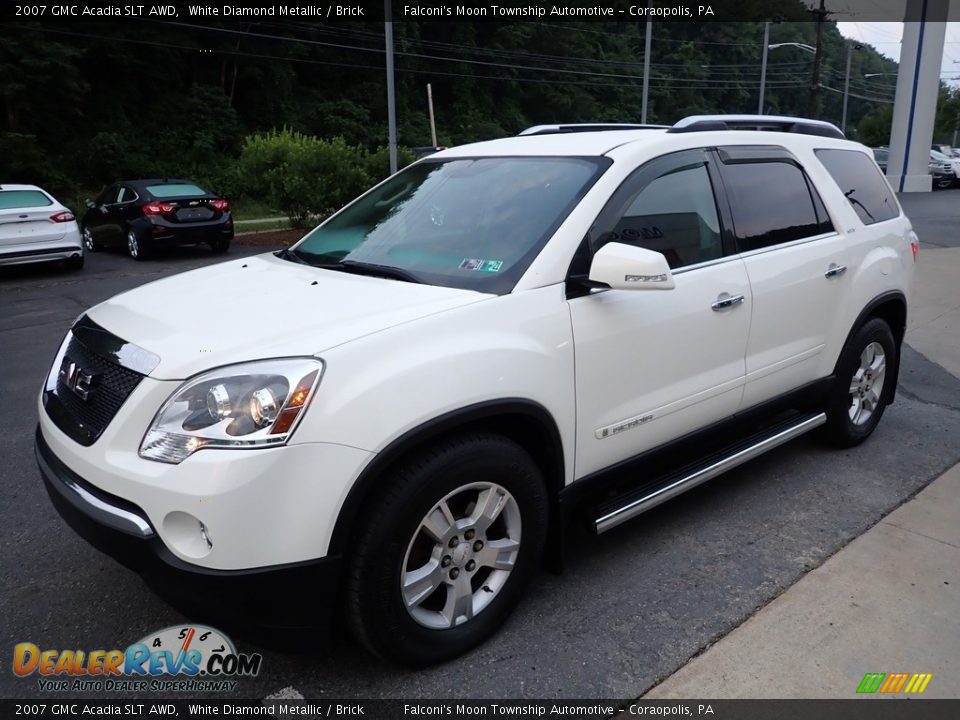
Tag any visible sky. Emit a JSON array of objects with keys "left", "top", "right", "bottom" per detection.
[{"left": 837, "top": 21, "right": 960, "bottom": 86}]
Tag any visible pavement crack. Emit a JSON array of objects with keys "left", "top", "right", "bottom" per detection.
[
  {"left": 895, "top": 384, "right": 960, "bottom": 414},
  {"left": 881, "top": 521, "right": 960, "bottom": 550}
]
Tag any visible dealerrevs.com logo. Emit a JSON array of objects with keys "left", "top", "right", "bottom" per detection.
[{"left": 13, "top": 625, "right": 262, "bottom": 693}]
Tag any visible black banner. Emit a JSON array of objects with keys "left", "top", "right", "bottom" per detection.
[
  {"left": 0, "top": 0, "right": 955, "bottom": 24},
  {"left": 2, "top": 700, "right": 960, "bottom": 720}
]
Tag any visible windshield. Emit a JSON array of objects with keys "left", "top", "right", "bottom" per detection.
[
  {"left": 930, "top": 150, "right": 951, "bottom": 161},
  {"left": 0, "top": 190, "right": 52, "bottom": 209},
  {"left": 147, "top": 183, "right": 208, "bottom": 198},
  {"left": 289, "top": 156, "right": 608, "bottom": 294}
]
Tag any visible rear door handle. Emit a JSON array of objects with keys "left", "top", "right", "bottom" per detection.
[
  {"left": 824, "top": 263, "right": 847, "bottom": 278},
  {"left": 711, "top": 293, "right": 745, "bottom": 311}
]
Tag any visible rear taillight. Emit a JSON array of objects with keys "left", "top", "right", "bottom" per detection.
[
  {"left": 210, "top": 198, "right": 229, "bottom": 212},
  {"left": 143, "top": 202, "right": 177, "bottom": 216},
  {"left": 49, "top": 211, "right": 75, "bottom": 223}
]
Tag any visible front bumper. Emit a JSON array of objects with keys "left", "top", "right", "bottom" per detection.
[{"left": 36, "top": 427, "right": 342, "bottom": 630}]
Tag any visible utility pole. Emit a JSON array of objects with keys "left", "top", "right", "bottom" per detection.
[
  {"left": 758, "top": 21, "right": 770, "bottom": 114},
  {"left": 807, "top": 0, "right": 828, "bottom": 118},
  {"left": 641, "top": 19, "right": 652, "bottom": 123},
  {"left": 384, "top": 0, "right": 398, "bottom": 174},
  {"left": 841, "top": 42, "right": 853, "bottom": 134}
]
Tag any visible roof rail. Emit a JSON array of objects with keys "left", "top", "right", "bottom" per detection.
[
  {"left": 668, "top": 114, "right": 845, "bottom": 140},
  {"left": 518, "top": 123, "right": 668, "bottom": 136}
]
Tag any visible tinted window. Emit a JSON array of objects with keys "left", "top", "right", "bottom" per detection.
[
  {"left": 722, "top": 161, "right": 830, "bottom": 251},
  {"left": 0, "top": 190, "right": 52, "bottom": 209},
  {"left": 816, "top": 149, "right": 899, "bottom": 226},
  {"left": 595, "top": 163, "right": 722, "bottom": 269},
  {"left": 292, "top": 157, "right": 607, "bottom": 294},
  {"left": 147, "top": 183, "right": 208, "bottom": 198}
]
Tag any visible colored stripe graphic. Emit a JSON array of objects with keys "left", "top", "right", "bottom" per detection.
[
  {"left": 857, "top": 673, "right": 886, "bottom": 693},
  {"left": 857, "top": 672, "right": 932, "bottom": 694}
]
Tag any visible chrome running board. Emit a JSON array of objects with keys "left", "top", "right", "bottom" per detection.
[{"left": 594, "top": 412, "right": 826, "bottom": 534}]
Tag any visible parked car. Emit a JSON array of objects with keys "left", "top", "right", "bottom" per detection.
[
  {"left": 0, "top": 184, "right": 83, "bottom": 269},
  {"left": 81, "top": 179, "right": 233, "bottom": 260},
  {"left": 871, "top": 146, "right": 889, "bottom": 172},
  {"left": 930, "top": 149, "right": 960, "bottom": 186},
  {"left": 37, "top": 115, "right": 917, "bottom": 666}
]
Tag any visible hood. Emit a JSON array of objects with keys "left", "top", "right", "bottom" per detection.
[{"left": 86, "top": 252, "right": 490, "bottom": 379}]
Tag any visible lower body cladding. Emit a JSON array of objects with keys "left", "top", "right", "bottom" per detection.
[{"left": 34, "top": 409, "right": 373, "bottom": 629}]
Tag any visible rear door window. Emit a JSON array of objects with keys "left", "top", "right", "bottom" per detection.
[
  {"left": 815, "top": 149, "right": 899, "bottom": 225},
  {"left": 0, "top": 190, "right": 52, "bottom": 209},
  {"left": 720, "top": 161, "right": 833, "bottom": 252}
]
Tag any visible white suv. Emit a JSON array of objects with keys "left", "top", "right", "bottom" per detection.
[{"left": 36, "top": 115, "right": 917, "bottom": 665}]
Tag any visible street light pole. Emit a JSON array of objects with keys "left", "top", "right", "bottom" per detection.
[
  {"left": 758, "top": 21, "right": 770, "bottom": 114},
  {"left": 384, "top": 0, "right": 398, "bottom": 175}
]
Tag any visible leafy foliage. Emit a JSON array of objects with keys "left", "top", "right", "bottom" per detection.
[{"left": 2, "top": 4, "right": 958, "bottom": 215}]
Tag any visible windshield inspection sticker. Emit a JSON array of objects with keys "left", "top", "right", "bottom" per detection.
[{"left": 460, "top": 258, "right": 503, "bottom": 272}]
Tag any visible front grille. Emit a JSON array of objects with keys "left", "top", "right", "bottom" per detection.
[{"left": 46, "top": 333, "right": 146, "bottom": 445}]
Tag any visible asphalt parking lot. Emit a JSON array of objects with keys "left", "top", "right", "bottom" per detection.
[{"left": 2, "top": 202, "right": 959, "bottom": 699}]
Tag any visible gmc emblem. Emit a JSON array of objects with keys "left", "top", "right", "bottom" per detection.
[{"left": 59, "top": 357, "right": 95, "bottom": 401}]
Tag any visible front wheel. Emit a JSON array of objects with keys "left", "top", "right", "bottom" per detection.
[
  {"left": 345, "top": 434, "right": 548, "bottom": 666},
  {"left": 820, "top": 318, "right": 897, "bottom": 448}
]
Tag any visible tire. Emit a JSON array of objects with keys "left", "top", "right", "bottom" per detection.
[
  {"left": 209, "top": 238, "right": 231, "bottom": 254},
  {"left": 345, "top": 433, "right": 548, "bottom": 666},
  {"left": 126, "top": 228, "right": 149, "bottom": 261},
  {"left": 820, "top": 317, "right": 897, "bottom": 448},
  {"left": 82, "top": 227, "right": 101, "bottom": 252}
]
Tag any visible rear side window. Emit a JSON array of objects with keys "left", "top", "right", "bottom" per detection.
[
  {"left": 0, "top": 190, "right": 52, "bottom": 209},
  {"left": 721, "top": 161, "right": 833, "bottom": 252},
  {"left": 815, "top": 149, "right": 899, "bottom": 225},
  {"left": 147, "top": 183, "right": 207, "bottom": 198}
]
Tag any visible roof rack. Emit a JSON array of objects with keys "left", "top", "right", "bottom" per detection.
[
  {"left": 667, "top": 114, "right": 845, "bottom": 140},
  {"left": 518, "top": 123, "right": 668, "bottom": 136}
]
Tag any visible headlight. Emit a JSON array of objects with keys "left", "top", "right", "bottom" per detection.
[{"left": 139, "top": 358, "right": 324, "bottom": 464}]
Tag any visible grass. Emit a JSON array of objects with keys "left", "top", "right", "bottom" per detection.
[{"left": 229, "top": 197, "right": 283, "bottom": 222}]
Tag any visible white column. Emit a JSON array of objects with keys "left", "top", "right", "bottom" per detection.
[{"left": 887, "top": 0, "right": 948, "bottom": 192}]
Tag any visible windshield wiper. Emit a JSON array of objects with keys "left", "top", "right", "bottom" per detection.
[
  {"left": 274, "top": 247, "right": 307, "bottom": 264},
  {"left": 333, "top": 260, "right": 423, "bottom": 284}
]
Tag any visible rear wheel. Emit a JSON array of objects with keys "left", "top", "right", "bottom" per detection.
[
  {"left": 127, "top": 228, "right": 149, "bottom": 261},
  {"left": 209, "top": 238, "right": 231, "bottom": 254},
  {"left": 345, "top": 434, "right": 548, "bottom": 666},
  {"left": 82, "top": 227, "right": 100, "bottom": 252},
  {"left": 820, "top": 318, "right": 896, "bottom": 447}
]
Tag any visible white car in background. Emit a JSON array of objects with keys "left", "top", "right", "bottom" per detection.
[
  {"left": 930, "top": 149, "right": 960, "bottom": 186},
  {"left": 0, "top": 184, "right": 83, "bottom": 269}
]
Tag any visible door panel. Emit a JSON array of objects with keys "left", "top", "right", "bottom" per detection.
[
  {"left": 570, "top": 260, "right": 751, "bottom": 478},
  {"left": 740, "top": 236, "right": 850, "bottom": 407}
]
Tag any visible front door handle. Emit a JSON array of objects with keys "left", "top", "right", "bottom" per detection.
[
  {"left": 824, "top": 263, "right": 847, "bottom": 278},
  {"left": 711, "top": 293, "right": 746, "bottom": 311}
]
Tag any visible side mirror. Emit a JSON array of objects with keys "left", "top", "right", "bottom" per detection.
[
  {"left": 588, "top": 242, "right": 675, "bottom": 291},
  {"left": 85, "top": 199, "right": 95, "bottom": 209}
]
